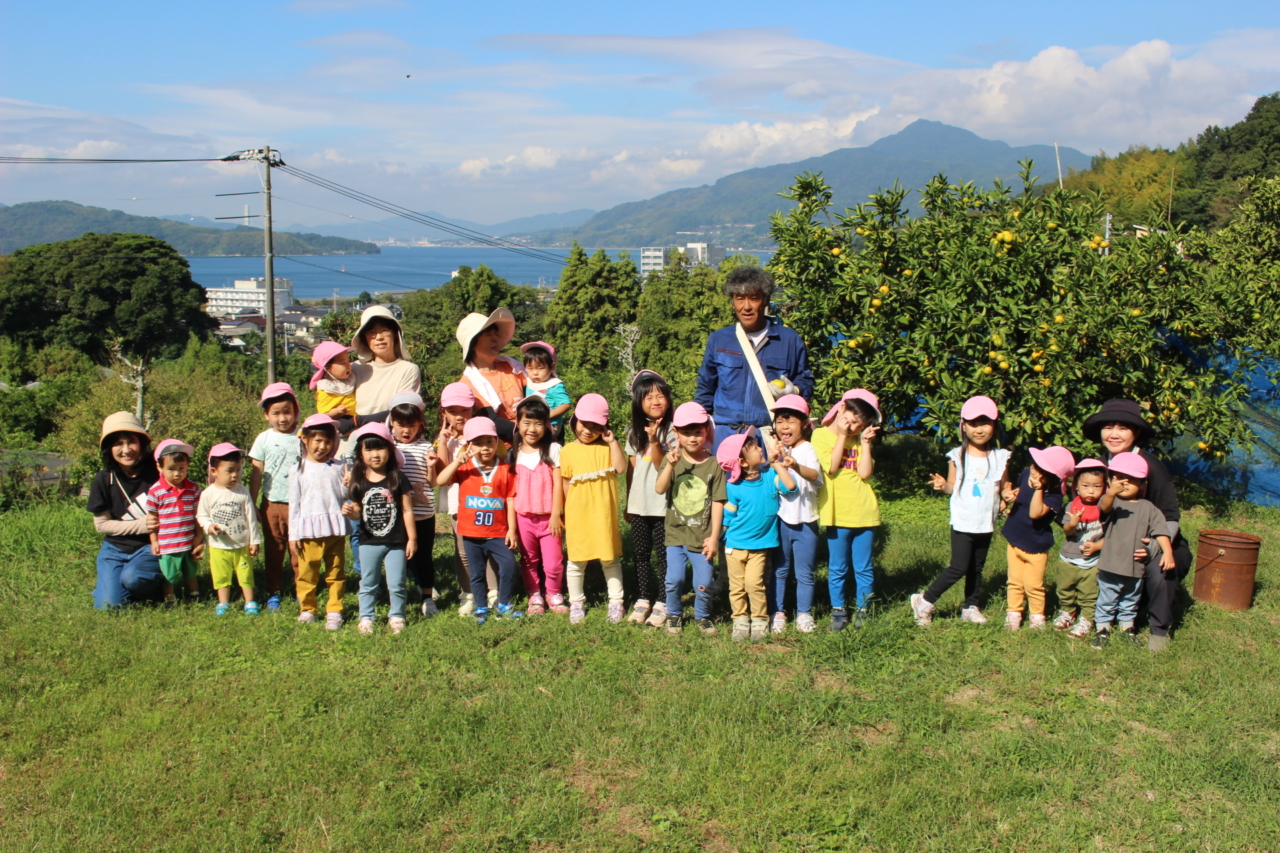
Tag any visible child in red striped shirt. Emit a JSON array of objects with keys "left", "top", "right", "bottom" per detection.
[{"left": 144, "top": 439, "right": 205, "bottom": 605}]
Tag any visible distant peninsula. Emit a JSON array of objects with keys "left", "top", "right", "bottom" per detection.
[{"left": 0, "top": 201, "right": 380, "bottom": 256}]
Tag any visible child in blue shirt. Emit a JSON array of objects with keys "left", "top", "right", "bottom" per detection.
[{"left": 717, "top": 430, "right": 797, "bottom": 642}]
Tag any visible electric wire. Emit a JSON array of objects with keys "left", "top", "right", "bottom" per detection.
[
  {"left": 276, "top": 255, "right": 425, "bottom": 291},
  {"left": 0, "top": 156, "right": 223, "bottom": 164}
]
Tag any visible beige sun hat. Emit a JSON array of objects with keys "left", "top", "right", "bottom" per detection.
[
  {"left": 455, "top": 308, "right": 516, "bottom": 363},
  {"left": 351, "top": 305, "right": 407, "bottom": 363},
  {"left": 99, "top": 411, "right": 150, "bottom": 446}
]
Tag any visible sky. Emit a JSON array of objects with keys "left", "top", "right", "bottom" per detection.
[{"left": 2, "top": 1, "right": 1279, "bottom": 227}]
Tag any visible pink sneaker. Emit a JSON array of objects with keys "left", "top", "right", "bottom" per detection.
[
  {"left": 1004, "top": 611, "right": 1022, "bottom": 631},
  {"left": 771, "top": 611, "right": 787, "bottom": 634},
  {"left": 548, "top": 594, "right": 570, "bottom": 615},
  {"left": 607, "top": 602, "right": 625, "bottom": 624},
  {"left": 527, "top": 594, "right": 546, "bottom": 616},
  {"left": 569, "top": 602, "right": 586, "bottom": 624},
  {"left": 1028, "top": 614, "right": 1047, "bottom": 630}
]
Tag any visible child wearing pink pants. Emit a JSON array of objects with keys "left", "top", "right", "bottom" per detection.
[{"left": 512, "top": 395, "right": 566, "bottom": 614}]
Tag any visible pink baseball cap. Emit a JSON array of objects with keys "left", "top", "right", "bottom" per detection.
[
  {"left": 207, "top": 442, "right": 243, "bottom": 467},
  {"left": 462, "top": 417, "right": 498, "bottom": 442},
  {"left": 672, "top": 401, "right": 711, "bottom": 428},
  {"left": 715, "top": 431, "right": 755, "bottom": 483},
  {"left": 519, "top": 340, "right": 556, "bottom": 362},
  {"left": 350, "top": 422, "right": 407, "bottom": 466},
  {"left": 1108, "top": 452, "right": 1149, "bottom": 480},
  {"left": 300, "top": 413, "right": 339, "bottom": 431},
  {"left": 772, "top": 394, "right": 810, "bottom": 416},
  {"left": 440, "top": 382, "right": 476, "bottom": 409},
  {"left": 821, "top": 389, "right": 881, "bottom": 426},
  {"left": 574, "top": 393, "right": 610, "bottom": 426},
  {"left": 259, "top": 381, "right": 297, "bottom": 408},
  {"left": 309, "top": 341, "right": 354, "bottom": 391},
  {"left": 1028, "top": 446, "right": 1076, "bottom": 493},
  {"left": 960, "top": 395, "right": 999, "bottom": 421},
  {"left": 154, "top": 438, "right": 194, "bottom": 462},
  {"left": 1075, "top": 457, "right": 1107, "bottom": 472}
]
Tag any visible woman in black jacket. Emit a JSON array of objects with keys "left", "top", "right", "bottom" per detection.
[{"left": 1082, "top": 399, "right": 1194, "bottom": 651}]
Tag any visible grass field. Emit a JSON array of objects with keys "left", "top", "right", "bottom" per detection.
[{"left": 1, "top": 494, "right": 1279, "bottom": 852}]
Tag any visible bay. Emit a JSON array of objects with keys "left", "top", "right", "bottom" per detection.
[{"left": 187, "top": 245, "right": 772, "bottom": 302}]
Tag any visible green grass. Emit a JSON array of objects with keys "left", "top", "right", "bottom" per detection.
[{"left": 2, "top": 496, "right": 1279, "bottom": 851}]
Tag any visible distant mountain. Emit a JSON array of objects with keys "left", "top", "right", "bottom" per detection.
[
  {"left": 537, "top": 120, "right": 1092, "bottom": 248},
  {"left": 283, "top": 208, "right": 598, "bottom": 243},
  {"left": 0, "top": 201, "right": 380, "bottom": 256}
]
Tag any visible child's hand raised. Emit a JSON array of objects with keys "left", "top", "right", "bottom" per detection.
[
  {"left": 644, "top": 419, "right": 662, "bottom": 446},
  {"left": 1028, "top": 468, "right": 1044, "bottom": 490},
  {"left": 1106, "top": 477, "right": 1125, "bottom": 497},
  {"left": 602, "top": 429, "right": 619, "bottom": 445},
  {"left": 455, "top": 444, "right": 472, "bottom": 465},
  {"left": 928, "top": 472, "right": 947, "bottom": 491},
  {"left": 860, "top": 424, "right": 879, "bottom": 444},
  {"left": 666, "top": 446, "right": 681, "bottom": 465}
]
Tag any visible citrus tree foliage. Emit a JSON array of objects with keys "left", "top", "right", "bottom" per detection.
[
  {"left": 768, "top": 164, "right": 1280, "bottom": 455},
  {"left": 545, "top": 245, "right": 641, "bottom": 376},
  {"left": 634, "top": 253, "right": 739, "bottom": 402}
]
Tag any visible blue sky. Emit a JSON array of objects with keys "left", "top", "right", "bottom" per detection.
[{"left": 2, "top": 1, "right": 1278, "bottom": 225}]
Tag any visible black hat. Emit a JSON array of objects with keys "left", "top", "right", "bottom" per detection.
[{"left": 1082, "top": 398, "right": 1154, "bottom": 443}]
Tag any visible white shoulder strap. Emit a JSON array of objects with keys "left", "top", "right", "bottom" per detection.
[{"left": 735, "top": 324, "right": 776, "bottom": 413}]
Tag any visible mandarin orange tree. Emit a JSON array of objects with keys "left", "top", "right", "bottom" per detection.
[{"left": 768, "top": 163, "right": 1280, "bottom": 456}]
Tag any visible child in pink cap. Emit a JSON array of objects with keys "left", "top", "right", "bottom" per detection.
[
  {"left": 999, "top": 445, "right": 1075, "bottom": 630},
  {"left": 435, "top": 381, "right": 499, "bottom": 616},
  {"left": 436, "top": 417, "right": 522, "bottom": 623},
  {"left": 718, "top": 430, "right": 796, "bottom": 641},
  {"left": 141, "top": 439, "right": 204, "bottom": 606},
  {"left": 1053, "top": 459, "right": 1107, "bottom": 639},
  {"left": 912, "top": 395, "right": 1011, "bottom": 627},
  {"left": 768, "top": 394, "right": 823, "bottom": 634},
  {"left": 310, "top": 341, "right": 358, "bottom": 434},
  {"left": 655, "top": 401, "right": 726, "bottom": 636},
  {"left": 289, "top": 414, "right": 349, "bottom": 629},
  {"left": 1089, "top": 453, "right": 1176, "bottom": 648},
  {"left": 520, "top": 341, "right": 571, "bottom": 441},
  {"left": 197, "top": 442, "right": 263, "bottom": 616},
  {"left": 812, "top": 389, "right": 882, "bottom": 631},
  {"left": 248, "top": 382, "right": 301, "bottom": 611},
  {"left": 559, "top": 393, "right": 627, "bottom": 624}
]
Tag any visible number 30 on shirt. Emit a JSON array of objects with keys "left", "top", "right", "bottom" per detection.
[{"left": 465, "top": 495, "right": 505, "bottom": 530}]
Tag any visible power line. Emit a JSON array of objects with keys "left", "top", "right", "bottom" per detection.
[
  {"left": 0, "top": 156, "right": 223, "bottom": 164},
  {"left": 277, "top": 165, "right": 569, "bottom": 267},
  {"left": 276, "top": 255, "right": 422, "bottom": 291}
]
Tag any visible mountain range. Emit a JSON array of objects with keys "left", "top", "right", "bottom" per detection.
[{"left": 519, "top": 120, "right": 1092, "bottom": 247}]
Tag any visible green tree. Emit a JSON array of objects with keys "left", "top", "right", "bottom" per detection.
[
  {"left": 769, "top": 165, "right": 1280, "bottom": 457},
  {"left": 544, "top": 245, "right": 640, "bottom": 405},
  {"left": 634, "top": 253, "right": 738, "bottom": 402},
  {"left": 0, "top": 233, "right": 216, "bottom": 417},
  {"left": 1062, "top": 146, "right": 1189, "bottom": 232},
  {"left": 1177, "top": 93, "right": 1280, "bottom": 229}
]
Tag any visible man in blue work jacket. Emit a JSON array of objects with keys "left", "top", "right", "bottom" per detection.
[{"left": 695, "top": 266, "right": 813, "bottom": 451}]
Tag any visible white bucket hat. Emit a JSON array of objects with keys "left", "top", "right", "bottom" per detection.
[
  {"left": 351, "top": 305, "right": 407, "bottom": 363},
  {"left": 455, "top": 308, "right": 516, "bottom": 364}
]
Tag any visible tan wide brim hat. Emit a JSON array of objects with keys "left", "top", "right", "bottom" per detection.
[
  {"left": 351, "top": 304, "right": 407, "bottom": 363},
  {"left": 455, "top": 307, "right": 516, "bottom": 363},
  {"left": 99, "top": 411, "right": 150, "bottom": 446}
]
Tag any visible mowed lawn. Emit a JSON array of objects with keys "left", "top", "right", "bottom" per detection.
[{"left": 2, "top": 495, "right": 1279, "bottom": 852}]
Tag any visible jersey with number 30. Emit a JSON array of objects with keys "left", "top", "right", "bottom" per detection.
[{"left": 454, "top": 460, "right": 517, "bottom": 538}]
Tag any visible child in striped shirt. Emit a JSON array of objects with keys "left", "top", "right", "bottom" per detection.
[
  {"left": 144, "top": 439, "right": 205, "bottom": 605},
  {"left": 388, "top": 392, "right": 440, "bottom": 616}
]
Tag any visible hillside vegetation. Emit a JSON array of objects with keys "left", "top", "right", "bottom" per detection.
[{"left": 0, "top": 201, "right": 379, "bottom": 256}]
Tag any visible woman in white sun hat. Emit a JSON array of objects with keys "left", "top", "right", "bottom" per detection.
[
  {"left": 456, "top": 307, "right": 524, "bottom": 444},
  {"left": 350, "top": 304, "right": 421, "bottom": 423}
]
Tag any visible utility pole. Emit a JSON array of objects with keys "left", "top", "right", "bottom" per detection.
[
  {"left": 221, "top": 146, "right": 285, "bottom": 383},
  {"left": 1053, "top": 140, "right": 1064, "bottom": 190}
]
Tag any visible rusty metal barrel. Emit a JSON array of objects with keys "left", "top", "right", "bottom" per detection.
[{"left": 1193, "top": 529, "right": 1261, "bottom": 611}]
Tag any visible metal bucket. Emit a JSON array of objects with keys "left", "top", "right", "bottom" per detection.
[{"left": 1193, "top": 529, "right": 1261, "bottom": 611}]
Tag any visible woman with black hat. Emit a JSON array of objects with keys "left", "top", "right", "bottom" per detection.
[{"left": 1082, "top": 399, "right": 1194, "bottom": 651}]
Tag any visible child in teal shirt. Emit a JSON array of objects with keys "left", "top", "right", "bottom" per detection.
[
  {"left": 717, "top": 430, "right": 796, "bottom": 642},
  {"left": 520, "top": 341, "right": 571, "bottom": 441}
]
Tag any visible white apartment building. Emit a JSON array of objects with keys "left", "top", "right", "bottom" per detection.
[
  {"left": 683, "top": 242, "right": 726, "bottom": 268},
  {"left": 204, "top": 277, "right": 295, "bottom": 317},
  {"left": 639, "top": 246, "right": 668, "bottom": 276}
]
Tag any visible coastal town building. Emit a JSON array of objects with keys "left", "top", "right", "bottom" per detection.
[{"left": 203, "top": 277, "right": 295, "bottom": 317}]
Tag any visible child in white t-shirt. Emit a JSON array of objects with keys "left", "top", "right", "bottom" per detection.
[{"left": 768, "top": 395, "right": 823, "bottom": 634}]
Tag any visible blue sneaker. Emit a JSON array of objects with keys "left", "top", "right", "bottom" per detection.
[
  {"left": 215, "top": 602, "right": 231, "bottom": 616},
  {"left": 474, "top": 606, "right": 489, "bottom": 625},
  {"left": 496, "top": 603, "right": 524, "bottom": 620},
  {"left": 265, "top": 595, "right": 282, "bottom": 612},
  {"left": 244, "top": 601, "right": 260, "bottom": 616}
]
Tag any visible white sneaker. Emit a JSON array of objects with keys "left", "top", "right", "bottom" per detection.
[
  {"left": 570, "top": 602, "right": 586, "bottom": 624},
  {"left": 458, "top": 593, "right": 475, "bottom": 617},
  {"left": 1004, "top": 611, "right": 1022, "bottom": 631},
  {"left": 389, "top": 616, "right": 406, "bottom": 635},
  {"left": 358, "top": 617, "right": 376, "bottom": 635},
  {"left": 421, "top": 598, "right": 439, "bottom": 618},
  {"left": 909, "top": 593, "right": 935, "bottom": 626},
  {"left": 960, "top": 606, "right": 989, "bottom": 624},
  {"left": 645, "top": 602, "right": 668, "bottom": 628},
  {"left": 325, "top": 612, "right": 344, "bottom": 631},
  {"left": 796, "top": 612, "right": 816, "bottom": 633},
  {"left": 297, "top": 611, "right": 316, "bottom": 624},
  {"left": 771, "top": 611, "right": 787, "bottom": 634},
  {"left": 1028, "top": 614, "right": 1047, "bottom": 629},
  {"left": 607, "top": 602, "right": 625, "bottom": 624}
]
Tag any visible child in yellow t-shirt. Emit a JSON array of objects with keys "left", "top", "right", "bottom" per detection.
[
  {"left": 310, "top": 341, "right": 357, "bottom": 434},
  {"left": 812, "top": 388, "right": 882, "bottom": 632}
]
